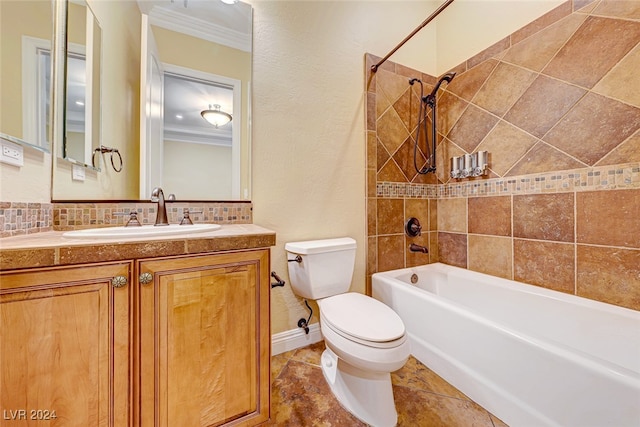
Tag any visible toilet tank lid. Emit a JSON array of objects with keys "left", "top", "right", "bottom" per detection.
[{"left": 285, "top": 237, "right": 356, "bottom": 254}]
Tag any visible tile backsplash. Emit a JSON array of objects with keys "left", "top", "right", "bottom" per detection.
[
  {"left": 0, "top": 201, "right": 252, "bottom": 238},
  {"left": 0, "top": 202, "right": 53, "bottom": 238},
  {"left": 366, "top": 0, "right": 640, "bottom": 310}
]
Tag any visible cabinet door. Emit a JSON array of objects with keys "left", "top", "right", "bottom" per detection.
[
  {"left": 0, "top": 262, "right": 133, "bottom": 427},
  {"left": 138, "top": 250, "right": 270, "bottom": 427}
]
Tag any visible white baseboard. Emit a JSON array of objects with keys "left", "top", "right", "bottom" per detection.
[{"left": 271, "top": 323, "right": 323, "bottom": 355}]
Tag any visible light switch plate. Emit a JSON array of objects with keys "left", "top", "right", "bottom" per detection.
[{"left": 72, "top": 164, "right": 86, "bottom": 181}]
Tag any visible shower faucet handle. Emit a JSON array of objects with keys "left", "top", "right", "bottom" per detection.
[{"left": 405, "top": 217, "right": 422, "bottom": 237}]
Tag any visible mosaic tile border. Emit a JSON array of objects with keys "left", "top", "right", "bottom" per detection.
[
  {"left": 51, "top": 201, "right": 253, "bottom": 231},
  {"left": 377, "top": 163, "right": 640, "bottom": 199},
  {"left": 0, "top": 202, "right": 53, "bottom": 238}
]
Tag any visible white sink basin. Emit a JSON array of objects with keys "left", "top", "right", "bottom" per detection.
[{"left": 63, "top": 223, "right": 221, "bottom": 239}]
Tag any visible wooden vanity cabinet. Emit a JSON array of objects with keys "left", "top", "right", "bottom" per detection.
[
  {"left": 0, "top": 262, "right": 134, "bottom": 427},
  {"left": 137, "top": 249, "right": 271, "bottom": 427}
]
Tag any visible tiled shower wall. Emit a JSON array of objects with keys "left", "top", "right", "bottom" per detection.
[{"left": 366, "top": 0, "right": 640, "bottom": 310}]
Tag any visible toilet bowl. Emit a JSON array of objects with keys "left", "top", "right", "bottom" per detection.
[{"left": 285, "top": 238, "right": 410, "bottom": 427}]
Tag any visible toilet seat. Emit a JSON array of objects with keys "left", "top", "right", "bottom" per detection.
[{"left": 319, "top": 293, "right": 406, "bottom": 349}]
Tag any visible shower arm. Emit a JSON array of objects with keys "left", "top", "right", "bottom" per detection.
[{"left": 371, "top": 0, "right": 455, "bottom": 73}]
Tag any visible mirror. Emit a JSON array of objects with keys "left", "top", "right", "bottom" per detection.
[
  {"left": 63, "top": 0, "right": 102, "bottom": 169},
  {"left": 0, "top": 0, "right": 53, "bottom": 153},
  {"left": 139, "top": 0, "right": 252, "bottom": 200}
]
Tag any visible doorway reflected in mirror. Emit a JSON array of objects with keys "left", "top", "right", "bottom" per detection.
[{"left": 161, "top": 70, "right": 240, "bottom": 200}]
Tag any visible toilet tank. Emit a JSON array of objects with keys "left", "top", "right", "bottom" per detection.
[{"left": 285, "top": 237, "right": 356, "bottom": 300}]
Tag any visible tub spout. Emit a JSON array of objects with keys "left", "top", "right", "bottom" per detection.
[{"left": 409, "top": 243, "right": 428, "bottom": 254}]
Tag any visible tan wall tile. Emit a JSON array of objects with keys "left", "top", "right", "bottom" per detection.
[
  {"left": 405, "top": 199, "right": 429, "bottom": 230},
  {"left": 367, "top": 169, "right": 377, "bottom": 198},
  {"left": 577, "top": 245, "right": 640, "bottom": 310},
  {"left": 429, "top": 231, "right": 439, "bottom": 264},
  {"left": 506, "top": 12, "right": 586, "bottom": 71},
  {"left": 406, "top": 234, "right": 431, "bottom": 267},
  {"left": 429, "top": 200, "right": 437, "bottom": 231},
  {"left": 476, "top": 121, "right": 538, "bottom": 177},
  {"left": 377, "top": 199, "right": 404, "bottom": 235},
  {"left": 472, "top": 62, "right": 537, "bottom": 117},
  {"left": 367, "top": 131, "right": 377, "bottom": 168},
  {"left": 367, "top": 198, "right": 377, "bottom": 236},
  {"left": 437, "top": 198, "right": 467, "bottom": 233},
  {"left": 542, "top": 16, "right": 640, "bottom": 89},
  {"left": 468, "top": 196, "right": 511, "bottom": 236},
  {"left": 593, "top": 44, "right": 640, "bottom": 107},
  {"left": 577, "top": 189, "right": 640, "bottom": 248},
  {"left": 468, "top": 235, "right": 512, "bottom": 279},
  {"left": 514, "top": 239, "right": 575, "bottom": 294},
  {"left": 437, "top": 232, "right": 467, "bottom": 268},
  {"left": 377, "top": 235, "right": 405, "bottom": 272},
  {"left": 511, "top": 1, "right": 573, "bottom": 44},
  {"left": 513, "top": 193, "right": 574, "bottom": 242},
  {"left": 367, "top": 236, "right": 377, "bottom": 277},
  {"left": 447, "top": 105, "right": 500, "bottom": 153},
  {"left": 542, "top": 93, "right": 640, "bottom": 166}
]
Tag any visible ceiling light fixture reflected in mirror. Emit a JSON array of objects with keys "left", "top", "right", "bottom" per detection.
[{"left": 201, "top": 104, "right": 232, "bottom": 128}]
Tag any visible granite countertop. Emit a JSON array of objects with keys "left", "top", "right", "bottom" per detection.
[{"left": 0, "top": 224, "right": 276, "bottom": 270}]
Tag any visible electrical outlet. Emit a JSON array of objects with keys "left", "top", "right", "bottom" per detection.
[
  {"left": 72, "top": 164, "right": 86, "bottom": 181},
  {"left": 0, "top": 141, "right": 24, "bottom": 167}
]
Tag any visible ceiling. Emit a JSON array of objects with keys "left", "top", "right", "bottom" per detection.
[
  {"left": 139, "top": 0, "right": 252, "bottom": 146},
  {"left": 163, "top": 73, "right": 234, "bottom": 146},
  {"left": 139, "top": 0, "right": 252, "bottom": 52}
]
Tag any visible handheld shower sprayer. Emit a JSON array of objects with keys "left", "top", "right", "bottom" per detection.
[
  {"left": 410, "top": 72, "right": 456, "bottom": 175},
  {"left": 428, "top": 72, "right": 456, "bottom": 98}
]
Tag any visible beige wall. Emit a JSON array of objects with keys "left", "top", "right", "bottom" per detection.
[
  {"left": 250, "top": 0, "right": 564, "bottom": 335},
  {"left": 163, "top": 140, "right": 232, "bottom": 200}
]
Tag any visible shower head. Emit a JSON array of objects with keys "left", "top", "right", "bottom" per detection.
[
  {"left": 441, "top": 72, "right": 456, "bottom": 83},
  {"left": 428, "top": 72, "right": 456, "bottom": 97}
]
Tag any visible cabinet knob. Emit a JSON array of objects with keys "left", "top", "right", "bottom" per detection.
[
  {"left": 111, "top": 275, "right": 128, "bottom": 288},
  {"left": 139, "top": 272, "right": 153, "bottom": 285}
]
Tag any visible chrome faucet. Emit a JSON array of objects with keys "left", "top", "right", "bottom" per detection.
[
  {"left": 409, "top": 243, "right": 429, "bottom": 254},
  {"left": 150, "top": 187, "right": 170, "bottom": 226}
]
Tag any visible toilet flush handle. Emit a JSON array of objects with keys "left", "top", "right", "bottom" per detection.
[{"left": 288, "top": 255, "right": 302, "bottom": 263}]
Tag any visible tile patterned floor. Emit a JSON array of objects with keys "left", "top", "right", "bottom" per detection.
[{"left": 268, "top": 341, "right": 509, "bottom": 427}]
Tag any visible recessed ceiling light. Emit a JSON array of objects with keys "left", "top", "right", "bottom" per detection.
[{"left": 176, "top": 114, "right": 183, "bottom": 120}]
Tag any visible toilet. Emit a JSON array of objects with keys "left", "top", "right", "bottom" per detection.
[{"left": 285, "top": 237, "right": 410, "bottom": 427}]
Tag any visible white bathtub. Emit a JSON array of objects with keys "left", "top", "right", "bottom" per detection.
[{"left": 372, "top": 263, "right": 640, "bottom": 427}]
